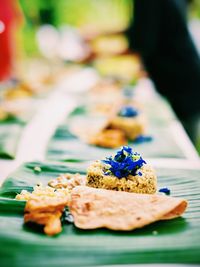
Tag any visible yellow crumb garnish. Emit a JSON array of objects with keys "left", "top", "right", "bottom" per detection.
[{"left": 15, "top": 183, "right": 69, "bottom": 201}]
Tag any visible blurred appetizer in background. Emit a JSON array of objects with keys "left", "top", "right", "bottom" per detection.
[
  {"left": 3, "top": 81, "right": 34, "bottom": 100},
  {"left": 90, "top": 34, "right": 128, "bottom": 56},
  {"left": 87, "top": 78, "right": 123, "bottom": 113},
  {"left": 90, "top": 105, "right": 147, "bottom": 148},
  {"left": 107, "top": 105, "right": 146, "bottom": 141},
  {"left": 93, "top": 54, "right": 142, "bottom": 82},
  {"left": 89, "top": 128, "right": 127, "bottom": 148}
]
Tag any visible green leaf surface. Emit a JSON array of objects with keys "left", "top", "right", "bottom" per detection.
[
  {"left": 0, "top": 161, "right": 200, "bottom": 266},
  {"left": 68, "top": 105, "right": 87, "bottom": 117},
  {"left": 0, "top": 123, "right": 24, "bottom": 159},
  {"left": 142, "top": 96, "right": 177, "bottom": 125},
  {"left": 0, "top": 114, "right": 23, "bottom": 124}
]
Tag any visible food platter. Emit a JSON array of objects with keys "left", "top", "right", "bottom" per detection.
[
  {"left": 46, "top": 120, "right": 187, "bottom": 162},
  {"left": 0, "top": 161, "right": 200, "bottom": 266}
]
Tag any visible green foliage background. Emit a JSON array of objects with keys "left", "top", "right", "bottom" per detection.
[
  {"left": 19, "top": 0, "right": 132, "bottom": 55},
  {"left": 18, "top": 0, "right": 200, "bottom": 55}
]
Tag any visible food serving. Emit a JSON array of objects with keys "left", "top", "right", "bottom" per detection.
[
  {"left": 88, "top": 105, "right": 147, "bottom": 148},
  {"left": 86, "top": 146, "right": 157, "bottom": 194},
  {"left": 108, "top": 105, "right": 146, "bottom": 141},
  {"left": 15, "top": 146, "right": 187, "bottom": 236}
]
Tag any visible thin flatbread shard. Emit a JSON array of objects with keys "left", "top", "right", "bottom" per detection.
[{"left": 70, "top": 186, "right": 187, "bottom": 230}]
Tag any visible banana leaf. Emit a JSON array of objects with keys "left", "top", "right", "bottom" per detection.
[
  {"left": 46, "top": 121, "right": 186, "bottom": 162},
  {"left": 142, "top": 96, "right": 177, "bottom": 125},
  {"left": 0, "top": 122, "right": 24, "bottom": 159},
  {"left": 0, "top": 161, "right": 200, "bottom": 266}
]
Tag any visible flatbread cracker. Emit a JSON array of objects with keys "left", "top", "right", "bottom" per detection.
[{"left": 70, "top": 186, "right": 187, "bottom": 231}]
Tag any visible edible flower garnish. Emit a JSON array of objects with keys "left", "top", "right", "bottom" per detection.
[
  {"left": 102, "top": 146, "right": 146, "bottom": 178},
  {"left": 118, "top": 106, "right": 138, "bottom": 117},
  {"left": 159, "top": 187, "right": 170, "bottom": 195},
  {"left": 134, "top": 135, "right": 153, "bottom": 144}
]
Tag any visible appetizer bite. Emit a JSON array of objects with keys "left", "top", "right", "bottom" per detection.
[
  {"left": 86, "top": 146, "right": 157, "bottom": 194},
  {"left": 87, "top": 105, "right": 147, "bottom": 148},
  {"left": 16, "top": 183, "right": 70, "bottom": 236},
  {"left": 24, "top": 196, "right": 68, "bottom": 236},
  {"left": 89, "top": 129, "right": 127, "bottom": 148},
  {"left": 108, "top": 105, "right": 146, "bottom": 141},
  {"left": 16, "top": 174, "right": 86, "bottom": 236}
]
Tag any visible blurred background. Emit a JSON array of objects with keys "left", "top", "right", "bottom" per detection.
[
  {"left": 2, "top": 0, "right": 199, "bottom": 61},
  {"left": 0, "top": 0, "right": 200, "bottom": 153},
  {"left": 19, "top": 0, "right": 200, "bottom": 56}
]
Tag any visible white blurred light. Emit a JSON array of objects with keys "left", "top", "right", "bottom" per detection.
[
  {"left": 0, "top": 20, "right": 5, "bottom": 34},
  {"left": 36, "top": 24, "right": 60, "bottom": 59},
  {"left": 58, "top": 26, "right": 90, "bottom": 61},
  {"left": 58, "top": 67, "right": 100, "bottom": 93}
]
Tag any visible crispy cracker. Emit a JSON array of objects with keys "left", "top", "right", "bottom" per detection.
[{"left": 70, "top": 186, "right": 187, "bottom": 231}]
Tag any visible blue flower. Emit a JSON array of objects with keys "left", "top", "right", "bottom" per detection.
[
  {"left": 134, "top": 135, "right": 153, "bottom": 144},
  {"left": 102, "top": 146, "right": 146, "bottom": 178},
  {"left": 159, "top": 187, "right": 170, "bottom": 195},
  {"left": 122, "top": 146, "right": 132, "bottom": 154},
  {"left": 118, "top": 106, "right": 138, "bottom": 117}
]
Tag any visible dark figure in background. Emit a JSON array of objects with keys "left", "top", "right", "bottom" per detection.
[{"left": 127, "top": 0, "right": 200, "bottom": 143}]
